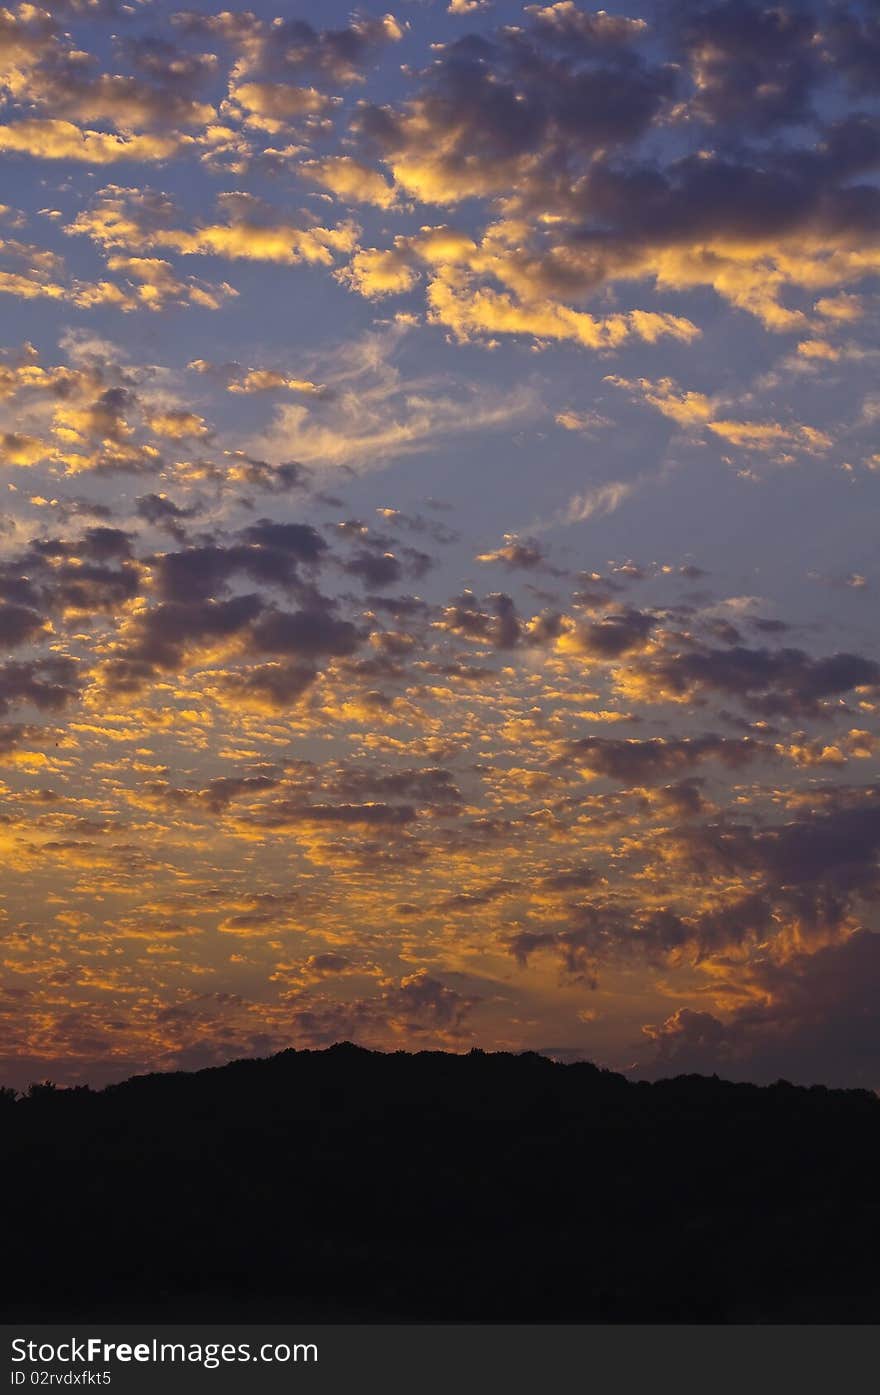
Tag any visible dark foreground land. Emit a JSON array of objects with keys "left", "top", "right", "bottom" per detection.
[{"left": 3, "top": 1044, "right": 880, "bottom": 1322}]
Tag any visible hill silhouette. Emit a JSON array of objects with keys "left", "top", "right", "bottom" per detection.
[{"left": 3, "top": 1044, "right": 879, "bottom": 1322}]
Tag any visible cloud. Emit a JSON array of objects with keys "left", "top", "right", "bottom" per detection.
[
  {"left": 607, "top": 375, "right": 833, "bottom": 456},
  {"left": 0, "top": 0, "right": 878, "bottom": 1092},
  {"left": 98, "top": 587, "right": 362, "bottom": 697},
  {"left": 424, "top": 280, "right": 701, "bottom": 349},
  {"left": 217, "top": 12, "right": 405, "bottom": 86},
  {"left": 104, "top": 257, "right": 236, "bottom": 312},
  {"left": 640, "top": 930, "right": 880, "bottom": 1089},
  {"left": 225, "top": 81, "right": 337, "bottom": 133},
  {"left": 562, "top": 733, "right": 766, "bottom": 785},
  {"left": 354, "top": 11, "right": 674, "bottom": 205},
  {"left": 475, "top": 535, "right": 548, "bottom": 570},
  {"left": 151, "top": 521, "right": 327, "bottom": 602},
  {"left": 0, "top": 120, "right": 182, "bottom": 163},
  {"left": 251, "top": 322, "right": 537, "bottom": 472},
  {"left": 555, "top": 409, "right": 612, "bottom": 434},
  {"left": 0, "top": 603, "right": 49, "bottom": 647},
  {"left": 559, "top": 481, "right": 635, "bottom": 526},
  {"left": 674, "top": 0, "right": 819, "bottom": 132},
  {"left": 300, "top": 156, "right": 397, "bottom": 208},
  {"left": 0, "top": 526, "right": 140, "bottom": 617},
  {"left": 0, "top": 656, "right": 80, "bottom": 715},
  {"left": 618, "top": 643, "right": 880, "bottom": 716},
  {"left": 448, "top": 0, "right": 492, "bottom": 13},
  {"left": 69, "top": 187, "right": 359, "bottom": 267},
  {"left": 329, "top": 7, "right": 880, "bottom": 345},
  {"left": 15, "top": 72, "right": 214, "bottom": 134},
  {"left": 436, "top": 590, "right": 523, "bottom": 649},
  {"left": 606, "top": 375, "right": 714, "bottom": 427},
  {"left": 556, "top": 606, "right": 656, "bottom": 659}
]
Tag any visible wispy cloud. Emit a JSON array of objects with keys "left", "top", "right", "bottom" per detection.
[{"left": 250, "top": 320, "right": 539, "bottom": 473}]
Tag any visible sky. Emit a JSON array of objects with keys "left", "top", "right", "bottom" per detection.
[{"left": 0, "top": 0, "right": 879, "bottom": 1092}]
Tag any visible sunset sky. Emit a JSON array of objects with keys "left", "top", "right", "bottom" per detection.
[{"left": 1, "top": 0, "right": 879, "bottom": 1091}]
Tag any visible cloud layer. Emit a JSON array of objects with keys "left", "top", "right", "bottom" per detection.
[{"left": 0, "top": 0, "right": 878, "bottom": 1089}]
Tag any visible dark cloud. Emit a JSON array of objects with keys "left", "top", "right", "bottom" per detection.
[
  {"left": 564, "top": 607, "right": 656, "bottom": 658},
  {"left": 222, "top": 455, "right": 310, "bottom": 494},
  {"left": 77, "top": 526, "right": 134, "bottom": 562},
  {"left": 539, "top": 865, "right": 599, "bottom": 894},
  {"left": 0, "top": 722, "right": 41, "bottom": 756},
  {"left": 398, "top": 546, "right": 434, "bottom": 579},
  {"left": 240, "top": 520, "right": 326, "bottom": 560},
  {"left": 356, "top": 15, "right": 676, "bottom": 190},
  {"left": 287, "top": 969, "right": 477, "bottom": 1048},
  {"left": 176, "top": 10, "right": 402, "bottom": 84},
  {"left": 825, "top": 3, "right": 880, "bottom": 94},
  {"left": 249, "top": 607, "right": 360, "bottom": 660},
  {"left": 343, "top": 550, "right": 403, "bottom": 588},
  {"left": 329, "top": 766, "right": 462, "bottom": 807},
  {"left": 3, "top": 528, "right": 142, "bottom": 618},
  {"left": 572, "top": 572, "right": 626, "bottom": 607},
  {"left": 438, "top": 591, "right": 522, "bottom": 649},
  {"left": 0, "top": 566, "right": 50, "bottom": 612},
  {"left": 151, "top": 546, "right": 253, "bottom": 603},
  {"left": 24, "top": 66, "right": 214, "bottom": 133},
  {"left": 254, "top": 14, "right": 402, "bottom": 83},
  {"left": 508, "top": 885, "right": 783, "bottom": 988},
  {"left": 673, "top": 0, "right": 821, "bottom": 132},
  {"left": 505, "top": 784, "right": 880, "bottom": 991},
  {"left": 33, "top": 497, "right": 115, "bottom": 525},
  {"left": 366, "top": 594, "right": 430, "bottom": 619},
  {"left": 141, "top": 774, "right": 279, "bottom": 816},
  {"left": 519, "top": 113, "right": 880, "bottom": 294},
  {"left": 476, "top": 536, "right": 549, "bottom": 570},
  {"left": 52, "top": 562, "right": 140, "bottom": 615},
  {"left": 104, "top": 583, "right": 361, "bottom": 695},
  {"left": 650, "top": 778, "right": 708, "bottom": 817},
  {"left": 337, "top": 534, "right": 432, "bottom": 588},
  {"left": 0, "top": 604, "right": 47, "bottom": 648},
  {"left": 563, "top": 733, "right": 766, "bottom": 784},
  {"left": 381, "top": 970, "right": 478, "bottom": 1033},
  {"left": 304, "top": 952, "right": 353, "bottom": 976},
  {"left": 249, "top": 799, "right": 417, "bottom": 830},
  {"left": 675, "top": 796, "right": 880, "bottom": 903},
  {"left": 0, "top": 657, "right": 79, "bottom": 715},
  {"left": 114, "top": 594, "right": 263, "bottom": 673},
  {"left": 440, "top": 881, "right": 518, "bottom": 911},
  {"left": 508, "top": 905, "right": 618, "bottom": 986},
  {"left": 750, "top": 617, "right": 790, "bottom": 635},
  {"left": 641, "top": 930, "right": 880, "bottom": 1089},
  {"left": 217, "top": 661, "right": 318, "bottom": 710},
  {"left": 118, "top": 36, "right": 219, "bottom": 89},
  {"left": 136, "top": 494, "right": 199, "bottom": 538},
  {"left": 376, "top": 508, "right": 459, "bottom": 546},
  {"left": 633, "top": 642, "right": 880, "bottom": 715},
  {"left": 152, "top": 522, "right": 326, "bottom": 601}
]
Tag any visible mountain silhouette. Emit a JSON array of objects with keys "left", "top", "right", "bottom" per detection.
[{"left": 3, "top": 1044, "right": 879, "bottom": 1322}]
